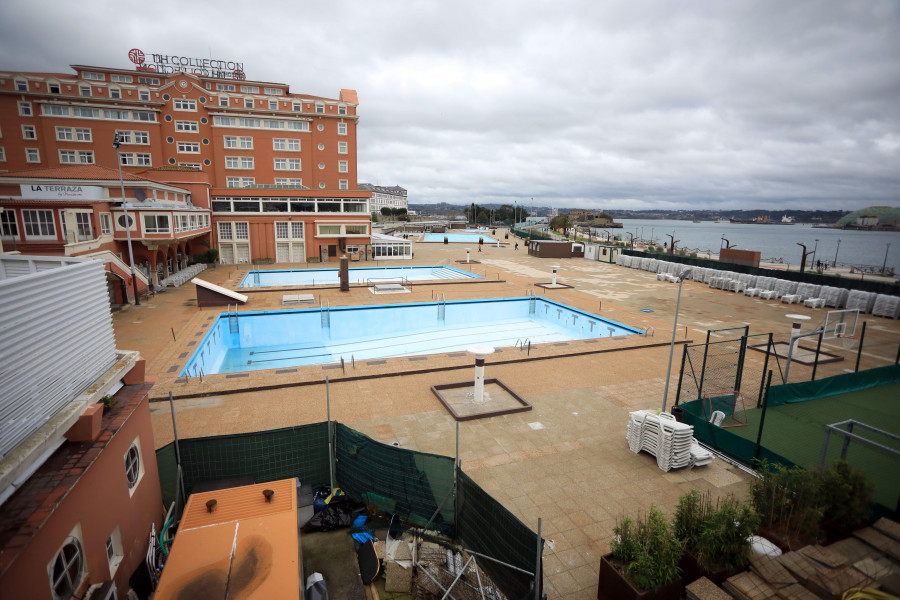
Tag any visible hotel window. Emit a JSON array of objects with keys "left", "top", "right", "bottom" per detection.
[
  {"left": 135, "top": 153, "right": 151, "bottom": 165},
  {"left": 269, "top": 100, "right": 278, "bottom": 110},
  {"left": 240, "top": 85, "right": 259, "bottom": 93},
  {"left": 339, "top": 180, "right": 348, "bottom": 190},
  {"left": 219, "top": 96, "right": 229, "bottom": 106},
  {"left": 315, "top": 103, "right": 324, "bottom": 113},
  {"left": 218, "top": 222, "right": 233, "bottom": 240},
  {"left": 75, "top": 212, "right": 93, "bottom": 239},
  {"left": 179, "top": 162, "right": 201, "bottom": 170},
  {"left": 59, "top": 150, "right": 94, "bottom": 164},
  {"left": 216, "top": 83, "right": 236, "bottom": 92},
  {"left": 82, "top": 72, "right": 104, "bottom": 80},
  {"left": 124, "top": 440, "right": 144, "bottom": 495},
  {"left": 234, "top": 222, "right": 249, "bottom": 239},
  {"left": 225, "top": 176, "right": 255, "bottom": 188},
  {"left": 345, "top": 224, "right": 368, "bottom": 235},
  {"left": 16, "top": 79, "right": 28, "bottom": 91},
  {"left": 224, "top": 136, "right": 238, "bottom": 148},
  {"left": 77, "top": 128, "right": 92, "bottom": 142},
  {"left": 339, "top": 105, "right": 347, "bottom": 115},
  {"left": 112, "top": 74, "right": 133, "bottom": 83},
  {"left": 265, "top": 87, "right": 283, "bottom": 95},
  {"left": 338, "top": 141, "right": 348, "bottom": 154},
  {"left": 292, "top": 102, "right": 303, "bottom": 111},
  {"left": 44, "top": 105, "right": 68, "bottom": 116},
  {"left": 225, "top": 156, "right": 239, "bottom": 169},
  {"left": 26, "top": 148, "right": 40, "bottom": 163},
  {"left": 274, "top": 178, "right": 303, "bottom": 186},
  {"left": 138, "top": 76, "right": 160, "bottom": 85},
  {"left": 133, "top": 111, "right": 156, "bottom": 122},
  {"left": 73, "top": 107, "right": 100, "bottom": 118},
  {"left": 244, "top": 98, "right": 254, "bottom": 108},
  {"left": 80, "top": 86, "right": 91, "bottom": 97},
  {"left": 109, "top": 87, "right": 121, "bottom": 99},
  {"left": 143, "top": 214, "right": 170, "bottom": 233},
  {"left": 241, "top": 157, "right": 254, "bottom": 169},
  {"left": 23, "top": 209, "right": 55, "bottom": 239},
  {"left": 173, "top": 99, "right": 196, "bottom": 111},
  {"left": 49, "top": 533, "right": 85, "bottom": 599},
  {"left": 139, "top": 90, "right": 151, "bottom": 101},
  {"left": 239, "top": 136, "right": 253, "bottom": 149},
  {"left": 338, "top": 160, "right": 348, "bottom": 173},
  {"left": 56, "top": 127, "right": 92, "bottom": 142},
  {"left": 22, "top": 125, "right": 37, "bottom": 140},
  {"left": 100, "top": 213, "right": 112, "bottom": 235},
  {"left": 1, "top": 210, "right": 18, "bottom": 238},
  {"left": 0, "top": 147, "right": 5, "bottom": 162},
  {"left": 18, "top": 101, "right": 32, "bottom": 116},
  {"left": 317, "top": 224, "right": 341, "bottom": 235},
  {"left": 338, "top": 122, "right": 347, "bottom": 135},
  {"left": 48, "top": 83, "right": 61, "bottom": 94},
  {"left": 175, "top": 120, "right": 198, "bottom": 132},
  {"left": 177, "top": 142, "right": 200, "bottom": 153},
  {"left": 104, "top": 109, "right": 129, "bottom": 120},
  {"left": 120, "top": 152, "right": 151, "bottom": 166}
]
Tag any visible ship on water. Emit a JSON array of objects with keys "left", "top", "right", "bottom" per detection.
[{"left": 729, "top": 214, "right": 795, "bottom": 225}]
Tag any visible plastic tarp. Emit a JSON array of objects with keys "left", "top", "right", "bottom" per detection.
[
  {"left": 872, "top": 294, "right": 900, "bottom": 319},
  {"left": 766, "top": 364, "right": 900, "bottom": 408},
  {"left": 846, "top": 290, "right": 876, "bottom": 313},
  {"left": 795, "top": 283, "right": 822, "bottom": 300},
  {"left": 773, "top": 279, "right": 799, "bottom": 298}
]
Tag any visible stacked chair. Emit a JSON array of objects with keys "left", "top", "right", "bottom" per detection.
[{"left": 627, "top": 410, "right": 713, "bottom": 472}]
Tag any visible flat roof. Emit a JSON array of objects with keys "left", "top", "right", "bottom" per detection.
[{"left": 153, "top": 479, "right": 299, "bottom": 599}]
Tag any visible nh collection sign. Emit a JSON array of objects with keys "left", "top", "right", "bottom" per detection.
[
  {"left": 20, "top": 185, "right": 105, "bottom": 200},
  {"left": 128, "top": 48, "right": 246, "bottom": 80}
]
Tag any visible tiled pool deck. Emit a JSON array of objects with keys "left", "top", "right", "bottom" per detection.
[{"left": 112, "top": 229, "right": 900, "bottom": 599}]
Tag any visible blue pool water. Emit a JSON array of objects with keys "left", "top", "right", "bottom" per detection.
[
  {"left": 422, "top": 233, "right": 501, "bottom": 243},
  {"left": 239, "top": 265, "right": 481, "bottom": 287},
  {"left": 182, "top": 297, "right": 641, "bottom": 375}
]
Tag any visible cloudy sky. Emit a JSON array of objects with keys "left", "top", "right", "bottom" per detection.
[{"left": 2, "top": 1, "right": 899, "bottom": 211}]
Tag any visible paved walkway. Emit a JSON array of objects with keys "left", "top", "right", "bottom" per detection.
[{"left": 112, "top": 228, "right": 900, "bottom": 599}]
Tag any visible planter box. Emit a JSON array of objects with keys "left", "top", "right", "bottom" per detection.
[
  {"left": 598, "top": 554, "right": 682, "bottom": 600},
  {"left": 679, "top": 552, "right": 747, "bottom": 588}
]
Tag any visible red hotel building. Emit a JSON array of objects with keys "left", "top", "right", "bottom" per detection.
[{"left": 0, "top": 55, "right": 371, "bottom": 286}]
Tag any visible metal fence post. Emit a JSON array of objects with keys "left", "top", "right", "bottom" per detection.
[
  {"left": 735, "top": 334, "right": 748, "bottom": 392},
  {"left": 698, "top": 335, "right": 711, "bottom": 399},
  {"left": 811, "top": 330, "right": 824, "bottom": 381},
  {"left": 758, "top": 333, "right": 773, "bottom": 408},
  {"left": 674, "top": 344, "right": 688, "bottom": 407},
  {"left": 855, "top": 321, "right": 867, "bottom": 372},
  {"left": 754, "top": 371, "right": 774, "bottom": 461}
]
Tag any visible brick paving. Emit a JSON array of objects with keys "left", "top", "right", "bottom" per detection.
[{"left": 112, "top": 228, "right": 900, "bottom": 599}]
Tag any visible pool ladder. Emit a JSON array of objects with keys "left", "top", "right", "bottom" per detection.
[
  {"left": 321, "top": 299, "right": 330, "bottom": 328},
  {"left": 228, "top": 304, "right": 240, "bottom": 334},
  {"left": 437, "top": 293, "right": 446, "bottom": 321},
  {"left": 515, "top": 338, "right": 532, "bottom": 355}
]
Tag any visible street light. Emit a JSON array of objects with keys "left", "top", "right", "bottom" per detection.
[
  {"left": 112, "top": 133, "right": 141, "bottom": 305},
  {"left": 626, "top": 232, "right": 634, "bottom": 250},
  {"left": 833, "top": 238, "right": 841, "bottom": 266},
  {"left": 883, "top": 242, "right": 892, "bottom": 273},
  {"left": 662, "top": 267, "right": 692, "bottom": 412}
]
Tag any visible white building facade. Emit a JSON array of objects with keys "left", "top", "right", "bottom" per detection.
[{"left": 359, "top": 184, "right": 407, "bottom": 214}]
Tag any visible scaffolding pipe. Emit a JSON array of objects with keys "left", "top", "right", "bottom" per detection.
[{"left": 326, "top": 376, "right": 334, "bottom": 491}]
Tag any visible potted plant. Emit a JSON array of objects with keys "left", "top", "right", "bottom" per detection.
[
  {"left": 674, "top": 490, "right": 758, "bottom": 586},
  {"left": 598, "top": 506, "right": 682, "bottom": 600},
  {"left": 748, "top": 461, "right": 824, "bottom": 550},
  {"left": 818, "top": 460, "right": 874, "bottom": 542}
]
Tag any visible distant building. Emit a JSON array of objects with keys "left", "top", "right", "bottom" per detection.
[
  {"left": 0, "top": 56, "right": 370, "bottom": 266},
  {"left": 359, "top": 184, "right": 407, "bottom": 214},
  {"left": 857, "top": 215, "right": 878, "bottom": 227}
]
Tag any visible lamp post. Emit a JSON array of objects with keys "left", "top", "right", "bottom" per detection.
[
  {"left": 883, "top": 242, "right": 892, "bottom": 273},
  {"left": 112, "top": 133, "right": 140, "bottom": 306},
  {"left": 626, "top": 232, "right": 634, "bottom": 250},
  {"left": 662, "top": 267, "right": 692, "bottom": 412},
  {"left": 833, "top": 238, "right": 841, "bottom": 266}
]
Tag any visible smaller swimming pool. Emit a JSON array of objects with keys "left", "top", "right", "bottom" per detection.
[
  {"left": 239, "top": 265, "right": 480, "bottom": 288},
  {"left": 422, "top": 233, "right": 501, "bottom": 243}
]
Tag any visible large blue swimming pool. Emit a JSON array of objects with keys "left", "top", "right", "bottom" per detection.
[
  {"left": 422, "top": 233, "right": 500, "bottom": 243},
  {"left": 239, "top": 265, "right": 480, "bottom": 288},
  {"left": 182, "top": 297, "right": 641, "bottom": 375}
]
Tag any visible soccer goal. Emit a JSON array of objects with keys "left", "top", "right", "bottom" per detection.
[{"left": 702, "top": 391, "right": 748, "bottom": 428}]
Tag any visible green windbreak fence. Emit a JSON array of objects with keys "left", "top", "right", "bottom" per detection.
[
  {"left": 156, "top": 422, "right": 330, "bottom": 508},
  {"left": 457, "top": 469, "right": 541, "bottom": 600},
  {"left": 156, "top": 422, "right": 541, "bottom": 599},
  {"left": 334, "top": 423, "right": 456, "bottom": 535},
  {"left": 767, "top": 363, "right": 900, "bottom": 407},
  {"left": 682, "top": 365, "right": 900, "bottom": 515}
]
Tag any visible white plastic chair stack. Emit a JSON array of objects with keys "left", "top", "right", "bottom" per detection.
[
  {"left": 795, "top": 283, "right": 822, "bottom": 301},
  {"left": 640, "top": 257, "right": 652, "bottom": 270},
  {"left": 617, "top": 255, "right": 630, "bottom": 267},
  {"left": 872, "top": 294, "right": 900, "bottom": 319},
  {"left": 772, "top": 279, "right": 798, "bottom": 299},
  {"left": 646, "top": 258, "right": 658, "bottom": 272},
  {"left": 820, "top": 287, "right": 849, "bottom": 308},
  {"left": 631, "top": 257, "right": 643, "bottom": 269},
  {"left": 846, "top": 290, "right": 876, "bottom": 314}
]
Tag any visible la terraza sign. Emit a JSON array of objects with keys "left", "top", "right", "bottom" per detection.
[
  {"left": 128, "top": 48, "right": 246, "bottom": 80},
  {"left": 21, "top": 185, "right": 104, "bottom": 200}
]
